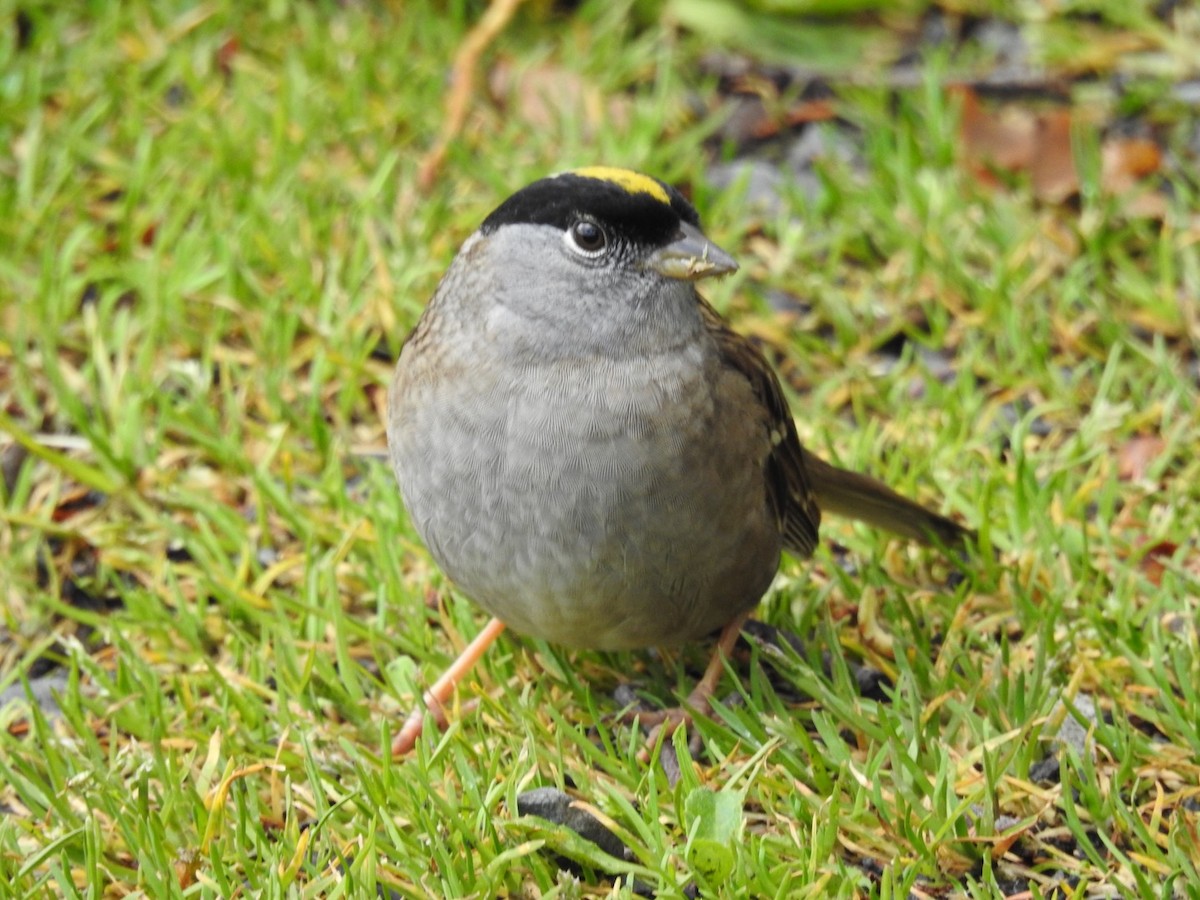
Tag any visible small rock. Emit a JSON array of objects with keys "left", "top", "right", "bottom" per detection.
[
  {"left": 1029, "top": 756, "right": 1061, "bottom": 784},
  {"left": 786, "top": 123, "right": 863, "bottom": 179},
  {"left": 0, "top": 669, "right": 71, "bottom": 721},
  {"left": 706, "top": 159, "right": 789, "bottom": 217},
  {"left": 516, "top": 787, "right": 629, "bottom": 861},
  {"left": 1, "top": 444, "right": 28, "bottom": 496},
  {"left": 1171, "top": 79, "right": 1200, "bottom": 107},
  {"left": 1052, "top": 693, "right": 1097, "bottom": 757}
]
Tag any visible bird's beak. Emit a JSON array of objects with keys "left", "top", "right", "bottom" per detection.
[{"left": 642, "top": 221, "right": 738, "bottom": 282}]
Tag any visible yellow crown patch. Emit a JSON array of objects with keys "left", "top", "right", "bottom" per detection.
[{"left": 571, "top": 167, "right": 670, "bottom": 206}]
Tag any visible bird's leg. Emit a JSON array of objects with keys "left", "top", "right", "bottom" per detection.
[
  {"left": 634, "top": 611, "right": 750, "bottom": 754},
  {"left": 391, "top": 616, "right": 507, "bottom": 755}
]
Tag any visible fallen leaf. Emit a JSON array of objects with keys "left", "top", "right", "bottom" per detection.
[
  {"left": 215, "top": 35, "right": 238, "bottom": 77},
  {"left": 1101, "top": 137, "right": 1167, "bottom": 217},
  {"left": 749, "top": 98, "right": 837, "bottom": 139},
  {"left": 1028, "top": 109, "right": 1077, "bottom": 204},
  {"left": 175, "top": 850, "right": 200, "bottom": 889},
  {"left": 489, "top": 59, "right": 629, "bottom": 133},
  {"left": 957, "top": 91, "right": 1078, "bottom": 203},
  {"left": 51, "top": 486, "right": 105, "bottom": 522},
  {"left": 955, "top": 86, "right": 1163, "bottom": 214},
  {"left": 956, "top": 85, "right": 1037, "bottom": 184},
  {"left": 1117, "top": 435, "right": 1166, "bottom": 482},
  {"left": 1102, "top": 137, "right": 1162, "bottom": 188},
  {"left": 1139, "top": 540, "right": 1178, "bottom": 587}
]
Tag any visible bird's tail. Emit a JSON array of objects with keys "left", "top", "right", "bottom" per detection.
[{"left": 801, "top": 448, "right": 973, "bottom": 548}]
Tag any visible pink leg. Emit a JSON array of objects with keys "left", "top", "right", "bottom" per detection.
[
  {"left": 391, "top": 617, "right": 507, "bottom": 755},
  {"left": 639, "top": 611, "right": 750, "bottom": 756}
]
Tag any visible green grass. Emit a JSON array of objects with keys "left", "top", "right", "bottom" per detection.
[{"left": 2, "top": 1, "right": 1199, "bottom": 897}]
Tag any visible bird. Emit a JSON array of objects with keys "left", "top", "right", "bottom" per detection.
[{"left": 387, "top": 166, "right": 971, "bottom": 754}]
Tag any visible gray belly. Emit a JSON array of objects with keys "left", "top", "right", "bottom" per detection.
[{"left": 388, "top": 351, "right": 781, "bottom": 650}]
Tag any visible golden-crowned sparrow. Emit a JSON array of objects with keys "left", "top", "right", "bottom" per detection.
[{"left": 388, "top": 167, "right": 970, "bottom": 753}]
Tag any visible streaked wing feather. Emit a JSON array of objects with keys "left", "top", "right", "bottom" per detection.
[{"left": 699, "top": 300, "right": 821, "bottom": 558}]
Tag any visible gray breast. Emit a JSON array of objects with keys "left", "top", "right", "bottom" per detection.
[{"left": 389, "top": 311, "right": 781, "bottom": 650}]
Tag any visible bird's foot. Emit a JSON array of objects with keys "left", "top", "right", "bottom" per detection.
[{"left": 390, "top": 617, "right": 507, "bottom": 756}]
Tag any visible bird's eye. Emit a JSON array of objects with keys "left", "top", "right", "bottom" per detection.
[{"left": 566, "top": 219, "right": 607, "bottom": 255}]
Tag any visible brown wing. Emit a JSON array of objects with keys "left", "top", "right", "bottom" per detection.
[{"left": 699, "top": 299, "right": 821, "bottom": 558}]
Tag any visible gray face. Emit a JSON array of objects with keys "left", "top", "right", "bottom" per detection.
[{"left": 447, "top": 222, "right": 708, "bottom": 363}]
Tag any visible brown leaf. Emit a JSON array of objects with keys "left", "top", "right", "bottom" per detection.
[
  {"left": 489, "top": 59, "right": 629, "bottom": 133},
  {"left": 750, "top": 98, "right": 837, "bottom": 140},
  {"left": 957, "top": 89, "right": 1078, "bottom": 203},
  {"left": 1118, "top": 435, "right": 1166, "bottom": 482},
  {"left": 955, "top": 87, "right": 1163, "bottom": 215},
  {"left": 51, "top": 486, "right": 104, "bottom": 522},
  {"left": 1101, "top": 137, "right": 1166, "bottom": 218},
  {"left": 989, "top": 822, "right": 1029, "bottom": 858},
  {"left": 215, "top": 35, "right": 239, "bottom": 77},
  {"left": 1028, "top": 109, "right": 1077, "bottom": 204},
  {"left": 956, "top": 85, "right": 1037, "bottom": 180},
  {"left": 1102, "top": 137, "right": 1162, "bottom": 187},
  {"left": 1139, "top": 540, "right": 1178, "bottom": 587},
  {"left": 175, "top": 851, "right": 200, "bottom": 889}
]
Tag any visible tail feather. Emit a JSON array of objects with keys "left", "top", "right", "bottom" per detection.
[{"left": 802, "top": 448, "right": 972, "bottom": 548}]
